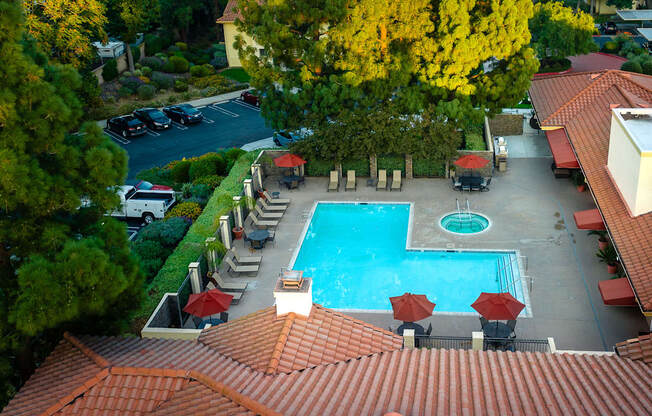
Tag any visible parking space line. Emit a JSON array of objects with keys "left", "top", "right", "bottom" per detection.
[
  {"left": 196, "top": 105, "right": 206, "bottom": 109},
  {"left": 172, "top": 122, "right": 188, "bottom": 130},
  {"left": 146, "top": 129, "right": 161, "bottom": 137},
  {"left": 201, "top": 117, "right": 215, "bottom": 124},
  {"left": 213, "top": 100, "right": 229, "bottom": 105},
  {"left": 104, "top": 129, "right": 130, "bottom": 144},
  {"left": 209, "top": 105, "right": 239, "bottom": 118},
  {"left": 232, "top": 99, "right": 261, "bottom": 112}
]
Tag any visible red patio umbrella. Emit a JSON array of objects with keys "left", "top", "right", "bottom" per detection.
[
  {"left": 273, "top": 154, "right": 307, "bottom": 168},
  {"left": 454, "top": 155, "right": 489, "bottom": 169},
  {"left": 183, "top": 289, "right": 233, "bottom": 319},
  {"left": 471, "top": 292, "right": 525, "bottom": 320},
  {"left": 390, "top": 293, "right": 436, "bottom": 322}
]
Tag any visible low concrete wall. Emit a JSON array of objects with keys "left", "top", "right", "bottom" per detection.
[{"left": 488, "top": 114, "right": 523, "bottom": 136}]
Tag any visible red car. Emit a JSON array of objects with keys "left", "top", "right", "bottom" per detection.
[
  {"left": 125, "top": 179, "right": 173, "bottom": 191},
  {"left": 240, "top": 91, "right": 261, "bottom": 107}
]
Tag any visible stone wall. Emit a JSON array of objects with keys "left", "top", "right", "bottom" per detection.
[{"left": 488, "top": 114, "right": 523, "bottom": 136}]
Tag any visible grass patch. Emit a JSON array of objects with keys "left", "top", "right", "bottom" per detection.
[{"left": 220, "top": 67, "right": 250, "bottom": 83}]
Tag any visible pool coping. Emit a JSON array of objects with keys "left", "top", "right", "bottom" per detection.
[{"left": 288, "top": 201, "right": 532, "bottom": 318}]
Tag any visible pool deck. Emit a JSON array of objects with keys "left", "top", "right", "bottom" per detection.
[{"left": 224, "top": 157, "right": 647, "bottom": 351}]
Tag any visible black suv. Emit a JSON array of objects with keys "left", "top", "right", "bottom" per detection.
[
  {"left": 106, "top": 115, "right": 146, "bottom": 138},
  {"left": 133, "top": 108, "right": 171, "bottom": 130},
  {"left": 600, "top": 21, "right": 617, "bottom": 35},
  {"left": 162, "top": 103, "right": 203, "bottom": 125}
]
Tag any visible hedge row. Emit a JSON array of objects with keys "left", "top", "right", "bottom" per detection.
[
  {"left": 413, "top": 159, "right": 446, "bottom": 177},
  {"left": 342, "top": 159, "right": 370, "bottom": 176},
  {"left": 132, "top": 151, "right": 259, "bottom": 325},
  {"left": 378, "top": 155, "right": 405, "bottom": 175},
  {"left": 305, "top": 159, "right": 333, "bottom": 176},
  {"left": 304, "top": 156, "right": 446, "bottom": 177}
]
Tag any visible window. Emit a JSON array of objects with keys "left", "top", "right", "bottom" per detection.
[{"left": 259, "top": 48, "right": 267, "bottom": 57}]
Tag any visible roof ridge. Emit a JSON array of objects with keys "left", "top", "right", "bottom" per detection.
[
  {"left": 40, "top": 368, "right": 110, "bottom": 416},
  {"left": 314, "top": 304, "right": 402, "bottom": 338},
  {"left": 541, "top": 70, "right": 611, "bottom": 125},
  {"left": 615, "top": 71, "right": 652, "bottom": 95},
  {"left": 63, "top": 332, "right": 110, "bottom": 368},
  {"left": 265, "top": 312, "right": 296, "bottom": 375}
]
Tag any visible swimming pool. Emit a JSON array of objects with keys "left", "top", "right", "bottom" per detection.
[{"left": 290, "top": 202, "right": 528, "bottom": 314}]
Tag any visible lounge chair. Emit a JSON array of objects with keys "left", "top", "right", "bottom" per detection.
[
  {"left": 255, "top": 204, "right": 283, "bottom": 219},
  {"left": 225, "top": 256, "right": 259, "bottom": 275},
  {"left": 207, "top": 273, "right": 247, "bottom": 291},
  {"left": 259, "top": 198, "right": 287, "bottom": 212},
  {"left": 247, "top": 213, "right": 278, "bottom": 229},
  {"left": 262, "top": 190, "right": 290, "bottom": 205},
  {"left": 390, "top": 170, "right": 402, "bottom": 191},
  {"left": 231, "top": 247, "right": 262, "bottom": 264},
  {"left": 481, "top": 177, "right": 492, "bottom": 192},
  {"left": 328, "top": 170, "right": 339, "bottom": 192},
  {"left": 345, "top": 170, "right": 356, "bottom": 191},
  {"left": 377, "top": 169, "right": 387, "bottom": 191}
]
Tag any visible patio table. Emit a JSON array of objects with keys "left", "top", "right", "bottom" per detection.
[
  {"left": 482, "top": 322, "right": 511, "bottom": 338},
  {"left": 280, "top": 175, "right": 303, "bottom": 189},
  {"left": 248, "top": 229, "right": 270, "bottom": 249},
  {"left": 397, "top": 322, "right": 425, "bottom": 336}
]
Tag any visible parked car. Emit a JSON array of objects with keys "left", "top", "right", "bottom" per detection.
[
  {"left": 273, "top": 128, "right": 312, "bottom": 146},
  {"left": 111, "top": 185, "right": 176, "bottom": 224},
  {"left": 125, "top": 179, "right": 173, "bottom": 191},
  {"left": 106, "top": 115, "right": 146, "bottom": 138},
  {"left": 240, "top": 90, "right": 261, "bottom": 107},
  {"left": 600, "top": 21, "right": 617, "bottom": 35},
  {"left": 162, "top": 103, "right": 203, "bottom": 125},
  {"left": 133, "top": 108, "right": 171, "bottom": 130}
]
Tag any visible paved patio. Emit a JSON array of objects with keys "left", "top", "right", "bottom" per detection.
[{"left": 221, "top": 156, "right": 647, "bottom": 351}]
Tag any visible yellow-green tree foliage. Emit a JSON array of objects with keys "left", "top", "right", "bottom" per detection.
[
  {"left": 22, "top": 0, "right": 108, "bottom": 67},
  {"left": 529, "top": 1, "right": 596, "bottom": 59}
]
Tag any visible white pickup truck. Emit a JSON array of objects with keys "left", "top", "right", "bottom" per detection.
[{"left": 111, "top": 185, "right": 176, "bottom": 223}]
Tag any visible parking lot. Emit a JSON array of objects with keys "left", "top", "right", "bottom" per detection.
[{"left": 105, "top": 98, "right": 275, "bottom": 177}]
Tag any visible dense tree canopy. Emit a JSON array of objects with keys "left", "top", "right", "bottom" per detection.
[
  {"left": 236, "top": 0, "right": 538, "bottom": 131},
  {"left": 22, "top": 0, "right": 108, "bottom": 67},
  {"left": 0, "top": 0, "right": 142, "bottom": 406},
  {"left": 606, "top": 0, "right": 633, "bottom": 9},
  {"left": 529, "top": 1, "right": 596, "bottom": 59}
]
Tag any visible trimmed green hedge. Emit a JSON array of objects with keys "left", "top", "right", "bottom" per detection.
[
  {"left": 306, "top": 159, "right": 333, "bottom": 176},
  {"left": 342, "top": 159, "right": 369, "bottom": 177},
  {"left": 378, "top": 155, "right": 405, "bottom": 175},
  {"left": 413, "top": 159, "right": 446, "bottom": 177},
  {"left": 132, "top": 151, "right": 258, "bottom": 325}
]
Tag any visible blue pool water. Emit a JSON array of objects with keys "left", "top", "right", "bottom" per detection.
[
  {"left": 441, "top": 213, "right": 490, "bottom": 234},
  {"left": 291, "top": 203, "right": 525, "bottom": 313}
]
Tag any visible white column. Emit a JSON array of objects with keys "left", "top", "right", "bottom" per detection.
[
  {"left": 251, "top": 163, "right": 263, "bottom": 190},
  {"left": 547, "top": 337, "right": 557, "bottom": 353},
  {"left": 232, "top": 196, "right": 243, "bottom": 228},
  {"left": 204, "top": 237, "right": 218, "bottom": 272},
  {"left": 472, "top": 331, "right": 484, "bottom": 351},
  {"left": 243, "top": 179, "right": 254, "bottom": 209},
  {"left": 403, "top": 329, "right": 415, "bottom": 349},
  {"left": 188, "top": 262, "right": 201, "bottom": 294},
  {"left": 219, "top": 215, "right": 231, "bottom": 250}
]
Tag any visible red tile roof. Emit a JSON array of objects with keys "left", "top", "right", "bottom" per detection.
[
  {"left": 216, "top": 0, "right": 241, "bottom": 23},
  {"left": 529, "top": 70, "right": 652, "bottom": 312},
  {"left": 616, "top": 334, "right": 652, "bottom": 364},
  {"left": 198, "top": 304, "right": 404, "bottom": 374},
  {"left": 568, "top": 53, "right": 628, "bottom": 73}
]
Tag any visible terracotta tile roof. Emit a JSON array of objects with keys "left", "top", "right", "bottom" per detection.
[
  {"left": 199, "top": 304, "right": 404, "bottom": 374},
  {"left": 568, "top": 53, "right": 627, "bottom": 73},
  {"left": 616, "top": 334, "right": 652, "bottom": 364},
  {"left": 529, "top": 70, "right": 652, "bottom": 311},
  {"left": 151, "top": 381, "right": 255, "bottom": 416},
  {"left": 216, "top": 0, "right": 241, "bottom": 23}
]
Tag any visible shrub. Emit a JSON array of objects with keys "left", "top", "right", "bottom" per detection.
[
  {"left": 190, "top": 63, "right": 215, "bottom": 77},
  {"left": 151, "top": 71, "right": 174, "bottom": 89},
  {"left": 167, "top": 45, "right": 181, "bottom": 54},
  {"left": 131, "top": 46, "right": 141, "bottom": 62},
  {"left": 131, "top": 239, "right": 169, "bottom": 261},
  {"left": 168, "top": 56, "right": 189, "bottom": 73},
  {"left": 305, "top": 159, "right": 333, "bottom": 176},
  {"left": 621, "top": 60, "right": 642, "bottom": 73},
  {"left": 642, "top": 58, "right": 652, "bottom": 75},
  {"left": 175, "top": 42, "right": 188, "bottom": 51},
  {"left": 200, "top": 87, "right": 219, "bottom": 97},
  {"left": 137, "top": 217, "right": 190, "bottom": 247},
  {"left": 378, "top": 155, "right": 405, "bottom": 174},
  {"left": 120, "top": 75, "right": 144, "bottom": 91},
  {"left": 190, "top": 184, "right": 212, "bottom": 199},
  {"left": 102, "top": 59, "right": 118, "bottom": 81},
  {"left": 118, "top": 86, "right": 134, "bottom": 98},
  {"left": 144, "top": 34, "right": 163, "bottom": 55},
  {"left": 117, "top": 103, "right": 139, "bottom": 114},
  {"left": 224, "top": 148, "right": 246, "bottom": 163},
  {"left": 538, "top": 57, "right": 571, "bottom": 73},
  {"left": 136, "top": 166, "right": 175, "bottom": 188},
  {"left": 189, "top": 74, "right": 230, "bottom": 89},
  {"left": 603, "top": 41, "right": 618, "bottom": 53},
  {"left": 192, "top": 174, "right": 223, "bottom": 189},
  {"left": 342, "top": 159, "right": 370, "bottom": 176},
  {"left": 137, "top": 84, "right": 156, "bottom": 100},
  {"left": 79, "top": 72, "right": 102, "bottom": 108},
  {"left": 189, "top": 156, "right": 219, "bottom": 180},
  {"left": 165, "top": 201, "right": 203, "bottom": 221},
  {"left": 132, "top": 69, "right": 143, "bottom": 77},
  {"left": 173, "top": 79, "right": 188, "bottom": 92},
  {"left": 141, "top": 66, "right": 152, "bottom": 77},
  {"left": 619, "top": 40, "right": 644, "bottom": 58},
  {"left": 141, "top": 56, "right": 163, "bottom": 71},
  {"left": 211, "top": 56, "right": 228, "bottom": 69},
  {"left": 413, "top": 159, "right": 446, "bottom": 177},
  {"left": 465, "top": 133, "right": 485, "bottom": 150},
  {"left": 171, "top": 160, "right": 191, "bottom": 183},
  {"left": 220, "top": 68, "right": 250, "bottom": 83}
]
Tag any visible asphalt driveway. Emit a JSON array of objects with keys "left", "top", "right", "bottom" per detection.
[{"left": 107, "top": 99, "right": 275, "bottom": 177}]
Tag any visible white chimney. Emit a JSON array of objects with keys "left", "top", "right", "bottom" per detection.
[
  {"left": 607, "top": 108, "right": 652, "bottom": 217},
  {"left": 273, "top": 277, "right": 312, "bottom": 317}
]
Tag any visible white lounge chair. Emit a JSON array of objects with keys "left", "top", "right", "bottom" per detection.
[
  {"left": 225, "top": 256, "right": 259, "bottom": 275},
  {"left": 231, "top": 247, "right": 262, "bottom": 264},
  {"left": 391, "top": 170, "right": 402, "bottom": 191},
  {"left": 259, "top": 198, "right": 287, "bottom": 212},
  {"left": 262, "top": 190, "right": 290, "bottom": 205},
  {"left": 255, "top": 204, "right": 283, "bottom": 219},
  {"left": 328, "top": 170, "right": 339, "bottom": 191},
  {"left": 377, "top": 169, "right": 387, "bottom": 190},
  {"left": 207, "top": 272, "right": 247, "bottom": 291},
  {"left": 248, "top": 213, "right": 278, "bottom": 229},
  {"left": 345, "top": 170, "right": 356, "bottom": 191}
]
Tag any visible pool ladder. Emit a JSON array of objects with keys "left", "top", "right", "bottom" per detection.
[
  {"left": 496, "top": 255, "right": 520, "bottom": 296},
  {"left": 452, "top": 199, "right": 483, "bottom": 231}
]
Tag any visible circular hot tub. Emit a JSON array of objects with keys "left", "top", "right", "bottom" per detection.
[{"left": 440, "top": 212, "right": 490, "bottom": 234}]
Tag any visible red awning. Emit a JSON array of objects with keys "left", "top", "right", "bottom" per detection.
[
  {"left": 573, "top": 208, "right": 606, "bottom": 230},
  {"left": 598, "top": 278, "right": 636, "bottom": 306},
  {"left": 545, "top": 129, "right": 579, "bottom": 169}
]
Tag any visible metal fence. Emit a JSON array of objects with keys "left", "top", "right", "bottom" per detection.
[
  {"left": 483, "top": 338, "right": 550, "bottom": 353},
  {"left": 416, "top": 336, "right": 474, "bottom": 350}
]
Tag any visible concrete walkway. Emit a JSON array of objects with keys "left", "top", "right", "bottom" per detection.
[
  {"left": 221, "top": 158, "right": 647, "bottom": 351},
  {"left": 504, "top": 117, "right": 552, "bottom": 158}
]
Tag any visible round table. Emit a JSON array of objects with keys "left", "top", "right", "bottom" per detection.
[
  {"left": 248, "top": 229, "right": 270, "bottom": 249},
  {"left": 397, "top": 322, "right": 425, "bottom": 336},
  {"left": 482, "top": 322, "right": 511, "bottom": 338}
]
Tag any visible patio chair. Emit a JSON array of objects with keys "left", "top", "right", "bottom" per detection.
[
  {"left": 506, "top": 320, "right": 517, "bottom": 338},
  {"left": 225, "top": 256, "right": 259, "bottom": 275},
  {"left": 481, "top": 177, "right": 492, "bottom": 192},
  {"left": 247, "top": 213, "right": 279, "bottom": 229},
  {"left": 479, "top": 317, "right": 489, "bottom": 329},
  {"left": 470, "top": 177, "right": 482, "bottom": 192},
  {"left": 425, "top": 322, "right": 433, "bottom": 336},
  {"left": 259, "top": 198, "right": 287, "bottom": 212},
  {"left": 376, "top": 170, "right": 387, "bottom": 191},
  {"left": 266, "top": 230, "right": 276, "bottom": 246},
  {"left": 255, "top": 204, "right": 283, "bottom": 219},
  {"left": 345, "top": 170, "right": 356, "bottom": 191},
  {"left": 207, "top": 273, "right": 247, "bottom": 292},
  {"left": 232, "top": 247, "right": 262, "bottom": 264},
  {"left": 461, "top": 177, "right": 471, "bottom": 192},
  {"left": 262, "top": 190, "right": 290, "bottom": 205},
  {"left": 328, "top": 170, "right": 339, "bottom": 192},
  {"left": 390, "top": 170, "right": 402, "bottom": 191}
]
